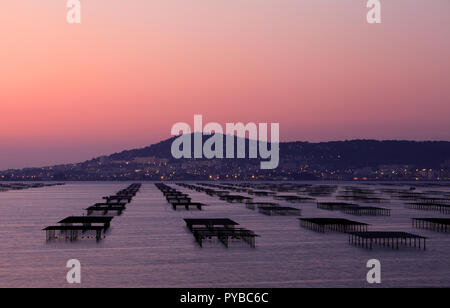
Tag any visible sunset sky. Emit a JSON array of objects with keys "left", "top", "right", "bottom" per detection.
[{"left": 1, "top": 1, "right": 450, "bottom": 169}]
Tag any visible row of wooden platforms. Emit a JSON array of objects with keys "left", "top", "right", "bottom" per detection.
[
  {"left": 211, "top": 182, "right": 450, "bottom": 207},
  {"left": 197, "top": 182, "right": 317, "bottom": 204},
  {"left": 405, "top": 202, "right": 450, "bottom": 214},
  {"left": 317, "top": 202, "right": 391, "bottom": 216},
  {"left": 175, "top": 183, "right": 428, "bottom": 251},
  {"left": 412, "top": 218, "right": 450, "bottom": 233},
  {"left": 43, "top": 183, "right": 141, "bottom": 241},
  {"left": 163, "top": 183, "right": 447, "bottom": 251},
  {"left": 299, "top": 218, "right": 369, "bottom": 233},
  {"left": 298, "top": 218, "right": 429, "bottom": 250},
  {"left": 177, "top": 183, "right": 302, "bottom": 217},
  {"left": 155, "top": 183, "right": 206, "bottom": 210},
  {"left": 155, "top": 184, "right": 259, "bottom": 248}
]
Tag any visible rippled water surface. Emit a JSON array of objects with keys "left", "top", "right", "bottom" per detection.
[{"left": 0, "top": 182, "right": 449, "bottom": 288}]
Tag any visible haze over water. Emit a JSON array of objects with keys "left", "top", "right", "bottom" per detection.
[{"left": 0, "top": 182, "right": 449, "bottom": 288}]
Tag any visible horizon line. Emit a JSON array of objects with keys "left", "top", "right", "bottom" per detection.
[{"left": 1, "top": 136, "right": 450, "bottom": 172}]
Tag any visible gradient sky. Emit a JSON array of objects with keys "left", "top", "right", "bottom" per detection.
[{"left": 1, "top": 0, "right": 450, "bottom": 169}]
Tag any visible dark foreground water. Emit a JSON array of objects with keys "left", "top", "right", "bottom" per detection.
[{"left": 0, "top": 182, "right": 449, "bottom": 288}]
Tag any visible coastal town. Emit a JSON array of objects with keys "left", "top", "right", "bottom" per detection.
[{"left": 1, "top": 152, "right": 448, "bottom": 182}]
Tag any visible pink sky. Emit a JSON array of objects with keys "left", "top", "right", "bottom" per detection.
[{"left": 1, "top": 1, "right": 450, "bottom": 169}]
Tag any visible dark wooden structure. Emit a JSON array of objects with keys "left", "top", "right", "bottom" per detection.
[
  {"left": 248, "top": 190, "right": 276, "bottom": 197},
  {"left": 43, "top": 226, "right": 105, "bottom": 241},
  {"left": 299, "top": 218, "right": 369, "bottom": 233},
  {"left": 86, "top": 204, "right": 126, "bottom": 216},
  {"left": 103, "top": 195, "right": 132, "bottom": 203},
  {"left": 349, "top": 232, "right": 427, "bottom": 250},
  {"left": 190, "top": 227, "right": 258, "bottom": 248},
  {"left": 274, "top": 195, "right": 315, "bottom": 203},
  {"left": 171, "top": 202, "right": 205, "bottom": 211},
  {"left": 317, "top": 202, "right": 357, "bottom": 211},
  {"left": 259, "top": 206, "right": 301, "bottom": 216},
  {"left": 341, "top": 206, "right": 391, "bottom": 216},
  {"left": 405, "top": 203, "right": 450, "bottom": 214},
  {"left": 58, "top": 216, "right": 113, "bottom": 230},
  {"left": 412, "top": 218, "right": 450, "bottom": 233},
  {"left": 245, "top": 202, "right": 279, "bottom": 210},
  {"left": 184, "top": 218, "right": 239, "bottom": 231},
  {"left": 166, "top": 195, "right": 192, "bottom": 203},
  {"left": 304, "top": 185, "right": 338, "bottom": 197},
  {"left": 317, "top": 202, "right": 390, "bottom": 216},
  {"left": 183, "top": 218, "right": 258, "bottom": 248},
  {"left": 337, "top": 196, "right": 386, "bottom": 203},
  {"left": 219, "top": 195, "right": 253, "bottom": 203}
]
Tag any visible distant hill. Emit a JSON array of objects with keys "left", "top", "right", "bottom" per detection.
[
  {"left": 1, "top": 135, "right": 450, "bottom": 181},
  {"left": 109, "top": 137, "right": 450, "bottom": 168}
]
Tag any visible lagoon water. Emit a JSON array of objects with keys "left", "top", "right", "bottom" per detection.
[{"left": 0, "top": 182, "right": 449, "bottom": 288}]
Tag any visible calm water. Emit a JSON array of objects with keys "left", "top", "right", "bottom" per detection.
[{"left": 0, "top": 182, "right": 449, "bottom": 288}]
